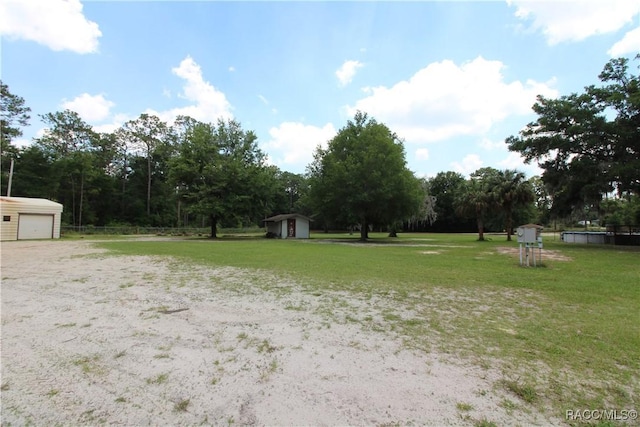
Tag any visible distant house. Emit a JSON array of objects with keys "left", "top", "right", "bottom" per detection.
[
  {"left": 0, "top": 197, "right": 64, "bottom": 241},
  {"left": 263, "top": 213, "right": 311, "bottom": 239}
]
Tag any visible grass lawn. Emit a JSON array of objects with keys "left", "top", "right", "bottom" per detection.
[{"left": 97, "top": 232, "right": 640, "bottom": 422}]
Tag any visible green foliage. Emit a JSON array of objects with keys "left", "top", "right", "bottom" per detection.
[
  {"left": 455, "top": 170, "right": 495, "bottom": 240},
  {"left": 170, "top": 117, "right": 273, "bottom": 237},
  {"left": 454, "top": 168, "right": 535, "bottom": 240},
  {"left": 0, "top": 80, "right": 31, "bottom": 145},
  {"left": 33, "top": 110, "right": 105, "bottom": 226},
  {"left": 601, "top": 195, "right": 640, "bottom": 227},
  {"left": 271, "top": 170, "right": 311, "bottom": 216},
  {"left": 307, "top": 111, "right": 423, "bottom": 240},
  {"left": 119, "top": 113, "right": 171, "bottom": 217},
  {"left": 425, "top": 171, "right": 473, "bottom": 232},
  {"left": 507, "top": 57, "right": 640, "bottom": 221},
  {"left": 491, "top": 169, "right": 534, "bottom": 240}
]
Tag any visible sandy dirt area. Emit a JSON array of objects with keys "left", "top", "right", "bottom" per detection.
[{"left": 1, "top": 239, "right": 559, "bottom": 426}]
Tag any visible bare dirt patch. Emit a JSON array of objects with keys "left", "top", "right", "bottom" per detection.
[
  {"left": 495, "top": 246, "right": 573, "bottom": 262},
  {"left": 1, "top": 239, "right": 560, "bottom": 425}
]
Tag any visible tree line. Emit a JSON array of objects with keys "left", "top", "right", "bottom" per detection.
[{"left": 1, "top": 57, "right": 639, "bottom": 239}]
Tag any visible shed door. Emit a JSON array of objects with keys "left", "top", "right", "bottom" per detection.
[
  {"left": 17, "top": 214, "right": 54, "bottom": 240},
  {"left": 287, "top": 218, "right": 296, "bottom": 237}
]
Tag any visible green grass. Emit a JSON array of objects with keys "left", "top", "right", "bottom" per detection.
[
  {"left": 72, "top": 355, "right": 103, "bottom": 375},
  {"left": 97, "top": 232, "right": 640, "bottom": 419},
  {"left": 146, "top": 373, "right": 169, "bottom": 385},
  {"left": 173, "top": 398, "right": 190, "bottom": 412}
]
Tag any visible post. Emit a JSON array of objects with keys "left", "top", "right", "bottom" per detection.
[
  {"left": 7, "top": 158, "right": 14, "bottom": 196},
  {"left": 532, "top": 244, "right": 536, "bottom": 267},
  {"left": 519, "top": 243, "right": 523, "bottom": 266}
]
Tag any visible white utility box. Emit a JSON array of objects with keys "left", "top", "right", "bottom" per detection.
[
  {"left": 516, "top": 224, "right": 544, "bottom": 267},
  {"left": 517, "top": 226, "right": 538, "bottom": 243}
]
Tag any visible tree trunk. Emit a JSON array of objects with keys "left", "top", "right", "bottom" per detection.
[
  {"left": 360, "top": 219, "right": 369, "bottom": 241},
  {"left": 71, "top": 177, "right": 76, "bottom": 226},
  {"left": 210, "top": 214, "right": 217, "bottom": 239},
  {"left": 121, "top": 155, "right": 127, "bottom": 217},
  {"left": 177, "top": 198, "right": 181, "bottom": 227},
  {"left": 79, "top": 171, "right": 84, "bottom": 228},
  {"left": 477, "top": 217, "right": 485, "bottom": 241},
  {"left": 505, "top": 209, "right": 513, "bottom": 241},
  {"left": 146, "top": 155, "right": 152, "bottom": 216}
]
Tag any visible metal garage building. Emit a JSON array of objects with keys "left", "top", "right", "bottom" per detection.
[{"left": 0, "top": 197, "right": 64, "bottom": 241}]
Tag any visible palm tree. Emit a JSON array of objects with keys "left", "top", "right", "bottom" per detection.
[
  {"left": 493, "top": 169, "right": 534, "bottom": 241},
  {"left": 455, "top": 177, "right": 493, "bottom": 241}
]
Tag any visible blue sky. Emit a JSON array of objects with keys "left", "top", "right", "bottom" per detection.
[{"left": 2, "top": 0, "right": 639, "bottom": 178}]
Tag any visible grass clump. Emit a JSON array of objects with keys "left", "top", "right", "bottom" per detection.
[
  {"left": 174, "top": 398, "right": 190, "bottom": 412},
  {"left": 456, "top": 402, "right": 474, "bottom": 412},
  {"left": 72, "top": 355, "right": 103, "bottom": 374},
  {"left": 146, "top": 373, "right": 169, "bottom": 385},
  {"left": 501, "top": 378, "right": 538, "bottom": 404}
]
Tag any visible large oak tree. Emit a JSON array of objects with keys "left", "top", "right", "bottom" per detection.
[
  {"left": 307, "top": 111, "right": 422, "bottom": 241},
  {"left": 506, "top": 57, "right": 640, "bottom": 221},
  {"left": 170, "top": 117, "right": 273, "bottom": 238}
]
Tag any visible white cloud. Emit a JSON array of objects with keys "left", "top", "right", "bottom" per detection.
[
  {"left": 415, "top": 148, "right": 430, "bottom": 161},
  {"left": 147, "top": 56, "right": 233, "bottom": 125},
  {"left": 61, "top": 93, "right": 114, "bottom": 123},
  {"left": 510, "top": 0, "right": 640, "bottom": 45},
  {"left": 93, "top": 113, "right": 131, "bottom": 135},
  {"left": 263, "top": 122, "right": 337, "bottom": 171},
  {"left": 498, "top": 152, "right": 543, "bottom": 178},
  {"left": 346, "top": 56, "right": 557, "bottom": 144},
  {"left": 608, "top": 27, "right": 640, "bottom": 57},
  {"left": 11, "top": 138, "right": 31, "bottom": 149},
  {"left": 336, "top": 60, "right": 364, "bottom": 87},
  {"left": 451, "top": 154, "right": 483, "bottom": 177},
  {"left": 478, "top": 137, "right": 505, "bottom": 151},
  {"left": 228, "top": 66, "right": 236, "bottom": 72},
  {"left": 0, "top": 0, "right": 101, "bottom": 54}
]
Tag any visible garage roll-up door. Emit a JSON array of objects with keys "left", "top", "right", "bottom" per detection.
[{"left": 17, "top": 214, "right": 54, "bottom": 240}]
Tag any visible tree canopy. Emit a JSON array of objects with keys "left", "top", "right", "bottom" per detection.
[
  {"left": 506, "top": 57, "right": 640, "bottom": 223},
  {"left": 1, "top": 80, "right": 31, "bottom": 148},
  {"left": 7, "top": 55, "right": 640, "bottom": 234},
  {"left": 170, "top": 117, "right": 274, "bottom": 238},
  {"left": 307, "top": 111, "right": 423, "bottom": 240}
]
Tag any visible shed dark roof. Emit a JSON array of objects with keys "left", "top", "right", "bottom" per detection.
[{"left": 263, "top": 213, "right": 312, "bottom": 222}]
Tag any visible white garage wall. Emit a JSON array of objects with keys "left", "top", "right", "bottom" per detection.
[{"left": 0, "top": 197, "right": 63, "bottom": 241}]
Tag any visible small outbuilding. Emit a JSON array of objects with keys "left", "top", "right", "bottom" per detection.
[
  {"left": 0, "top": 197, "right": 64, "bottom": 241},
  {"left": 263, "top": 213, "right": 312, "bottom": 239}
]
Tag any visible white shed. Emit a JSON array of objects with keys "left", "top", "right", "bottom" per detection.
[
  {"left": 0, "top": 197, "right": 64, "bottom": 241},
  {"left": 264, "top": 214, "right": 311, "bottom": 239}
]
